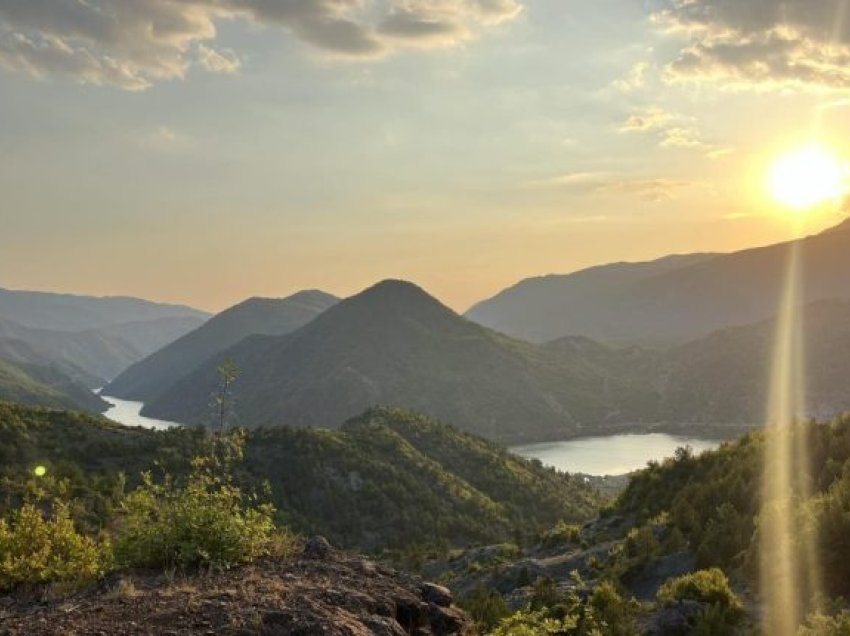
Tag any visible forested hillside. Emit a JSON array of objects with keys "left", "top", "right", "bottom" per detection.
[{"left": 0, "top": 402, "right": 603, "bottom": 554}]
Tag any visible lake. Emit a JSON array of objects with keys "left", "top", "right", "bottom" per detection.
[
  {"left": 100, "top": 393, "right": 181, "bottom": 431},
  {"left": 511, "top": 433, "right": 720, "bottom": 476},
  {"left": 97, "top": 392, "right": 718, "bottom": 474}
]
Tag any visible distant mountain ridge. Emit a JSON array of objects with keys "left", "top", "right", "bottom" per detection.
[
  {"left": 141, "top": 280, "right": 661, "bottom": 443},
  {"left": 104, "top": 290, "right": 339, "bottom": 403},
  {"left": 466, "top": 218, "right": 850, "bottom": 345},
  {"left": 0, "top": 287, "right": 208, "bottom": 332}
]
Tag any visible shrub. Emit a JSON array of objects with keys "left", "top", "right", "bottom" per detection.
[
  {"left": 113, "top": 446, "right": 275, "bottom": 570},
  {"left": 585, "top": 581, "right": 640, "bottom": 635},
  {"left": 491, "top": 608, "right": 578, "bottom": 636},
  {"left": 0, "top": 502, "right": 109, "bottom": 591},
  {"left": 459, "top": 585, "right": 511, "bottom": 631},
  {"left": 797, "top": 610, "right": 850, "bottom": 635},
  {"left": 657, "top": 568, "right": 742, "bottom": 611},
  {"left": 540, "top": 521, "right": 582, "bottom": 548}
]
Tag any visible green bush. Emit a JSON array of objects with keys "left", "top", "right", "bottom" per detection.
[
  {"left": 539, "top": 521, "right": 582, "bottom": 548},
  {"left": 657, "top": 568, "right": 742, "bottom": 611},
  {"left": 585, "top": 581, "right": 640, "bottom": 635},
  {"left": 459, "top": 585, "right": 511, "bottom": 631},
  {"left": 797, "top": 610, "right": 850, "bottom": 635},
  {"left": 491, "top": 608, "right": 578, "bottom": 636},
  {"left": 113, "top": 449, "right": 275, "bottom": 570},
  {"left": 0, "top": 502, "right": 109, "bottom": 591}
]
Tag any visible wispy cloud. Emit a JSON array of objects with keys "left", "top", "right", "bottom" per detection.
[
  {"left": 619, "top": 107, "right": 733, "bottom": 159},
  {"left": 619, "top": 107, "right": 674, "bottom": 132},
  {"left": 527, "top": 171, "right": 702, "bottom": 202},
  {"left": 0, "top": 0, "right": 524, "bottom": 90}
]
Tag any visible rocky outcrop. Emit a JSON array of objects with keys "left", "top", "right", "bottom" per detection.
[{"left": 0, "top": 539, "right": 473, "bottom": 636}]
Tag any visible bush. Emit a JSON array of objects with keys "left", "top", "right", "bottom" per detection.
[
  {"left": 491, "top": 608, "right": 578, "bottom": 636},
  {"left": 797, "top": 610, "right": 850, "bottom": 635},
  {"left": 585, "top": 581, "right": 640, "bottom": 635},
  {"left": 657, "top": 568, "right": 742, "bottom": 611},
  {"left": 459, "top": 585, "right": 511, "bottom": 631},
  {"left": 113, "top": 442, "right": 275, "bottom": 570},
  {"left": 539, "top": 521, "right": 582, "bottom": 548},
  {"left": 0, "top": 502, "right": 109, "bottom": 591}
]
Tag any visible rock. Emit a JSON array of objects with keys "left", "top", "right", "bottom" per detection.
[
  {"left": 420, "top": 583, "right": 453, "bottom": 608},
  {"left": 427, "top": 605, "right": 472, "bottom": 635},
  {"left": 303, "top": 536, "right": 333, "bottom": 560}
]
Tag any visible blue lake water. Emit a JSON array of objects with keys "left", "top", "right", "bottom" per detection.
[{"left": 511, "top": 433, "right": 720, "bottom": 476}]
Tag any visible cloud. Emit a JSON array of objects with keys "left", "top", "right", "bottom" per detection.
[
  {"left": 613, "top": 61, "right": 650, "bottom": 92},
  {"left": 594, "top": 178, "right": 697, "bottom": 202},
  {"left": 619, "top": 106, "right": 734, "bottom": 158},
  {"left": 0, "top": 0, "right": 524, "bottom": 90},
  {"left": 652, "top": 0, "right": 850, "bottom": 92},
  {"left": 528, "top": 171, "right": 700, "bottom": 202},
  {"left": 619, "top": 107, "right": 674, "bottom": 132}
]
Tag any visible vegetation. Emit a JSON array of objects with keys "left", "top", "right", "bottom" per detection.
[
  {"left": 113, "top": 437, "right": 275, "bottom": 570},
  {"left": 0, "top": 357, "right": 107, "bottom": 413},
  {"left": 0, "top": 402, "right": 604, "bottom": 560},
  {"left": 0, "top": 502, "right": 109, "bottom": 590}
]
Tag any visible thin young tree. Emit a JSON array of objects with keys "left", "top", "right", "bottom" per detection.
[{"left": 212, "top": 358, "right": 239, "bottom": 434}]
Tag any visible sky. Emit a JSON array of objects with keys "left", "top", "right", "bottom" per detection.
[{"left": 1, "top": 0, "right": 850, "bottom": 313}]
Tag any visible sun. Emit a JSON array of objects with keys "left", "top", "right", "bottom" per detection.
[{"left": 769, "top": 146, "right": 847, "bottom": 211}]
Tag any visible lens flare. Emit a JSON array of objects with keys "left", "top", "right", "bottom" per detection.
[{"left": 760, "top": 231, "right": 822, "bottom": 635}]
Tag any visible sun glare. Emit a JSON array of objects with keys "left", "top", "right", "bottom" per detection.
[{"left": 769, "top": 146, "right": 847, "bottom": 211}]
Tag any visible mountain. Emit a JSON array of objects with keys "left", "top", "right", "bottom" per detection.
[
  {"left": 0, "top": 358, "right": 107, "bottom": 412},
  {"left": 0, "top": 316, "right": 210, "bottom": 387},
  {"left": 0, "top": 403, "right": 603, "bottom": 554},
  {"left": 0, "top": 288, "right": 209, "bottom": 384},
  {"left": 141, "top": 280, "right": 663, "bottom": 443},
  {"left": 466, "top": 219, "right": 850, "bottom": 345},
  {"left": 104, "top": 290, "right": 339, "bottom": 402},
  {"left": 0, "top": 288, "right": 208, "bottom": 332},
  {"left": 657, "top": 298, "right": 850, "bottom": 424}
]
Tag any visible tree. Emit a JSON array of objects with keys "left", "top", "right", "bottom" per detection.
[{"left": 211, "top": 359, "right": 239, "bottom": 434}]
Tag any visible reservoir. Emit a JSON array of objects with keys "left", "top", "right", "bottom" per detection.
[{"left": 512, "top": 433, "right": 720, "bottom": 476}]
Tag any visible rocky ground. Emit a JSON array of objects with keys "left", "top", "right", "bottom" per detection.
[{"left": 0, "top": 538, "right": 473, "bottom": 636}]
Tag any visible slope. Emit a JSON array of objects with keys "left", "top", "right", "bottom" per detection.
[
  {"left": 467, "top": 218, "right": 850, "bottom": 345},
  {"left": 143, "top": 280, "right": 660, "bottom": 443},
  {"left": 104, "top": 290, "right": 339, "bottom": 402},
  {"left": 0, "top": 402, "right": 603, "bottom": 554}
]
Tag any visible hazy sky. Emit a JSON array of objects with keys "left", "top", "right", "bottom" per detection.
[{"left": 2, "top": 0, "right": 850, "bottom": 312}]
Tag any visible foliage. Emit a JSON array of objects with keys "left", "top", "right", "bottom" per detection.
[
  {"left": 490, "top": 608, "right": 578, "bottom": 636},
  {"left": 797, "top": 610, "right": 850, "bottom": 635},
  {"left": 539, "top": 521, "right": 582, "bottom": 549},
  {"left": 0, "top": 402, "right": 604, "bottom": 557},
  {"left": 113, "top": 434, "right": 275, "bottom": 570},
  {"left": 459, "top": 585, "right": 511, "bottom": 631},
  {"left": 0, "top": 502, "right": 109, "bottom": 591},
  {"left": 657, "top": 568, "right": 742, "bottom": 611}
]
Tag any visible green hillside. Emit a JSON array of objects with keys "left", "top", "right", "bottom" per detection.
[
  {"left": 0, "top": 402, "right": 603, "bottom": 554},
  {"left": 0, "top": 360, "right": 107, "bottom": 413}
]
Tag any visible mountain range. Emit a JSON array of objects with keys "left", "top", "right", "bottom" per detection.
[
  {"left": 0, "top": 288, "right": 210, "bottom": 412},
  {"left": 139, "top": 280, "right": 662, "bottom": 442},
  {"left": 467, "top": 218, "right": 850, "bottom": 345},
  {"left": 104, "top": 290, "right": 339, "bottom": 403}
]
